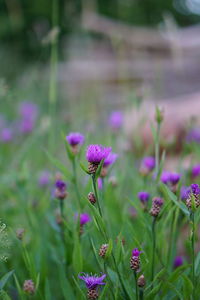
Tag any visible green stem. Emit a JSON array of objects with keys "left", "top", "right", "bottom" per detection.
[
  {"left": 92, "top": 174, "right": 102, "bottom": 217},
  {"left": 134, "top": 271, "right": 138, "bottom": 300},
  {"left": 72, "top": 158, "right": 81, "bottom": 210},
  {"left": 155, "top": 123, "right": 161, "bottom": 181},
  {"left": 151, "top": 217, "right": 156, "bottom": 289},
  {"left": 59, "top": 199, "right": 65, "bottom": 243},
  {"left": 190, "top": 212, "right": 195, "bottom": 300},
  {"left": 139, "top": 289, "right": 144, "bottom": 300}
]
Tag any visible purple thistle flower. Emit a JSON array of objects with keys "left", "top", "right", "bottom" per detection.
[
  {"left": 38, "top": 171, "right": 51, "bottom": 186},
  {"left": 186, "top": 128, "right": 200, "bottom": 144},
  {"left": 86, "top": 145, "right": 111, "bottom": 163},
  {"left": 141, "top": 156, "right": 155, "bottom": 171},
  {"left": 19, "top": 119, "right": 35, "bottom": 134},
  {"left": 138, "top": 191, "right": 150, "bottom": 203},
  {"left": 78, "top": 273, "right": 106, "bottom": 289},
  {"left": 109, "top": 111, "right": 123, "bottom": 130},
  {"left": 79, "top": 213, "right": 91, "bottom": 226},
  {"left": 190, "top": 183, "right": 200, "bottom": 195},
  {"left": 132, "top": 248, "right": 142, "bottom": 257},
  {"left": 160, "top": 171, "right": 171, "bottom": 184},
  {"left": 103, "top": 152, "right": 118, "bottom": 167},
  {"left": 55, "top": 180, "right": 66, "bottom": 191},
  {"left": 19, "top": 102, "right": 38, "bottom": 120},
  {"left": 66, "top": 132, "right": 84, "bottom": 146},
  {"left": 180, "top": 186, "right": 190, "bottom": 201},
  {"left": 192, "top": 164, "right": 200, "bottom": 178},
  {"left": 169, "top": 173, "right": 181, "bottom": 185},
  {"left": 0, "top": 128, "right": 13, "bottom": 142},
  {"left": 173, "top": 256, "right": 183, "bottom": 268},
  {"left": 97, "top": 177, "right": 103, "bottom": 190},
  {"left": 154, "top": 197, "right": 164, "bottom": 206}
]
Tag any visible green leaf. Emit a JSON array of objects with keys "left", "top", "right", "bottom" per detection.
[
  {"left": 159, "top": 183, "right": 189, "bottom": 216},
  {"left": 88, "top": 202, "right": 106, "bottom": 236},
  {"left": 45, "top": 150, "right": 71, "bottom": 179},
  {"left": 99, "top": 283, "right": 109, "bottom": 299},
  {"left": 195, "top": 251, "right": 200, "bottom": 276},
  {"left": 45, "top": 279, "right": 52, "bottom": 300},
  {"left": 72, "top": 276, "right": 86, "bottom": 300},
  {"left": 181, "top": 274, "right": 193, "bottom": 300},
  {"left": 0, "top": 270, "right": 14, "bottom": 290},
  {"left": 80, "top": 162, "right": 90, "bottom": 175}
]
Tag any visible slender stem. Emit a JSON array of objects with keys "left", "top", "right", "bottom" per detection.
[
  {"left": 155, "top": 123, "right": 161, "bottom": 180},
  {"left": 92, "top": 174, "right": 102, "bottom": 217},
  {"left": 190, "top": 212, "right": 195, "bottom": 300},
  {"left": 167, "top": 208, "right": 175, "bottom": 267},
  {"left": 151, "top": 217, "right": 156, "bottom": 289},
  {"left": 59, "top": 199, "right": 65, "bottom": 244},
  {"left": 139, "top": 289, "right": 144, "bottom": 300},
  {"left": 134, "top": 271, "right": 138, "bottom": 300},
  {"left": 72, "top": 158, "right": 81, "bottom": 210}
]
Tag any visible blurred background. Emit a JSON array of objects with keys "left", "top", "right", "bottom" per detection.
[{"left": 1, "top": 0, "right": 200, "bottom": 152}]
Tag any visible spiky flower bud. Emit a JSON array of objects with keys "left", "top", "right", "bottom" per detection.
[
  {"left": 130, "top": 248, "right": 142, "bottom": 271},
  {"left": 186, "top": 184, "right": 200, "bottom": 210},
  {"left": 99, "top": 244, "right": 108, "bottom": 258},
  {"left": 150, "top": 197, "right": 164, "bottom": 217},
  {"left": 16, "top": 228, "right": 25, "bottom": 240},
  {"left": 137, "top": 274, "right": 146, "bottom": 287},
  {"left": 88, "top": 192, "right": 96, "bottom": 205},
  {"left": 87, "top": 288, "right": 98, "bottom": 299},
  {"left": 23, "top": 279, "right": 35, "bottom": 294}
]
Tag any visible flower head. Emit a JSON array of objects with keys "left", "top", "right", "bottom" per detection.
[
  {"left": 192, "top": 164, "right": 200, "bottom": 178},
  {"left": 55, "top": 180, "right": 66, "bottom": 191},
  {"left": 169, "top": 173, "right": 181, "bottom": 185},
  {"left": 19, "top": 102, "right": 38, "bottom": 120},
  {"left": 132, "top": 248, "right": 142, "bottom": 257},
  {"left": 38, "top": 171, "right": 51, "bottom": 186},
  {"left": 160, "top": 171, "right": 171, "bottom": 184},
  {"left": 190, "top": 183, "right": 200, "bottom": 195},
  {"left": 103, "top": 152, "right": 118, "bottom": 167},
  {"left": 153, "top": 197, "right": 164, "bottom": 206},
  {"left": 78, "top": 273, "right": 106, "bottom": 289},
  {"left": 109, "top": 111, "right": 123, "bottom": 130},
  {"left": 19, "top": 119, "right": 35, "bottom": 134},
  {"left": 141, "top": 156, "right": 155, "bottom": 171},
  {"left": 138, "top": 191, "right": 150, "bottom": 203},
  {"left": 186, "top": 128, "right": 200, "bottom": 144},
  {"left": 180, "top": 186, "right": 190, "bottom": 201},
  {"left": 86, "top": 145, "right": 111, "bottom": 163},
  {"left": 1, "top": 128, "right": 13, "bottom": 142},
  {"left": 66, "top": 132, "right": 84, "bottom": 146},
  {"left": 79, "top": 213, "right": 91, "bottom": 226},
  {"left": 173, "top": 256, "right": 183, "bottom": 268}
]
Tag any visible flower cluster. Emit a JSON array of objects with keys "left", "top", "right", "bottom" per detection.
[
  {"left": 66, "top": 132, "right": 84, "bottom": 154},
  {"left": 108, "top": 111, "right": 123, "bottom": 131},
  {"left": 86, "top": 144, "right": 111, "bottom": 174},
  {"left": 186, "top": 183, "right": 200, "bottom": 210},
  {"left": 54, "top": 180, "right": 67, "bottom": 200},
  {"left": 130, "top": 248, "right": 142, "bottom": 271},
  {"left": 140, "top": 156, "right": 155, "bottom": 175}
]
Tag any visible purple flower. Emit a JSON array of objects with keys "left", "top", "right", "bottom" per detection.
[
  {"left": 38, "top": 171, "right": 51, "bottom": 186},
  {"left": 103, "top": 152, "right": 118, "bottom": 167},
  {"left": 66, "top": 132, "right": 84, "bottom": 146},
  {"left": 141, "top": 157, "right": 155, "bottom": 171},
  {"left": 186, "top": 128, "right": 200, "bottom": 144},
  {"left": 153, "top": 197, "right": 164, "bottom": 206},
  {"left": 86, "top": 145, "right": 111, "bottom": 163},
  {"left": 55, "top": 180, "right": 66, "bottom": 191},
  {"left": 19, "top": 102, "right": 38, "bottom": 120},
  {"left": 169, "top": 173, "right": 181, "bottom": 185},
  {"left": 109, "top": 111, "right": 123, "bottom": 130},
  {"left": 97, "top": 177, "right": 103, "bottom": 190},
  {"left": 138, "top": 191, "right": 150, "bottom": 203},
  {"left": 19, "top": 119, "right": 35, "bottom": 134},
  {"left": 190, "top": 183, "right": 200, "bottom": 195},
  {"left": 132, "top": 248, "right": 142, "bottom": 257},
  {"left": 180, "top": 186, "right": 190, "bottom": 201},
  {"left": 79, "top": 213, "right": 91, "bottom": 226},
  {"left": 0, "top": 128, "right": 13, "bottom": 142},
  {"left": 78, "top": 273, "right": 106, "bottom": 289},
  {"left": 160, "top": 171, "right": 171, "bottom": 184},
  {"left": 173, "top": 256, "right": 183, "bottom": 268},
  {"left": 192, "top": 164, "right": 200, "bottom": 178}
]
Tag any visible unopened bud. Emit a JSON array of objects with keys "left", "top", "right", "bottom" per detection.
[
  {"left": 16, "top": 228, "right": 25, "bottom": 240},
  {"left": 137, "top": 274, "right": 146, "bottom": 287},
  {"left": 23, "top": 279, "right": 35, "bottom": 294},
  {"left": 88, "top": 192, "right": 96, "bottom": 205},
  {"left": 99, "top": 244, "right": 108, "bottom": 258}
]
